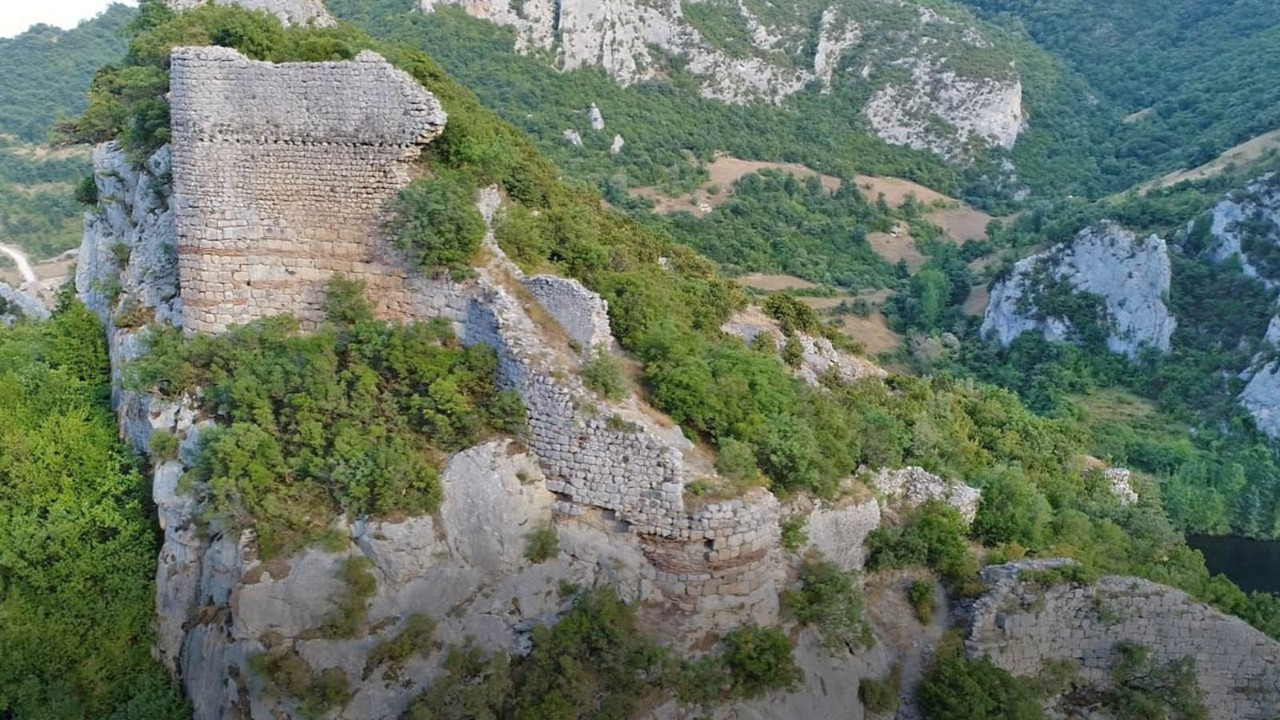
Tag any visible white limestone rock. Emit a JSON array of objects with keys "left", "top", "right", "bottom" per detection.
[
  {"left": 981, "top": 221, "right": 1176, "bottom": 359},
  {"left": 1101, "top": 467, "right": 1139, "bottom": 506},
  {"left": 588, "top": 102, "right": 605, "bottom": 131},
  {"left": 1201, "top": 172, "right": 1280, "bottom": 289},
  {"left": 563, "top": 128, "right": 584, "bottom": 147},
  {"left": 611, "top": 133, "right": 626, "bottom": 155},
  {"left": 870, "top": 466, "right": 980, "bottom": 524}
]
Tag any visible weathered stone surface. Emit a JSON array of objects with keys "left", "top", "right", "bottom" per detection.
[
  {"left": 521, "top": 274, "right": 614, "bottom": 353},
  {"left": 870, "top": 466, "right": 980, "bottom": 524},
  {"left": 798, "top": 493, "right": 881, "bottom": 573},
  {"left": 166, "top": 0, "right": 334, "bottom": 26},
  {"left": 0, "top": 281, "right": 48, "bottom": 324},
  {"left": 967, "top": 560, "right": 1280, "bottom": 720},
  {"left": 169, "top": 46, "right": 446, "bottom": 333},
  {"left": 982, "top": 221, "right": 1176, "bottom": 359},
  {"left": 1101, "top": 467, "right": 1139, "bottom": 505}
]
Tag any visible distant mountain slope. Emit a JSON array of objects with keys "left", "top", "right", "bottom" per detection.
[
  {"left": 959, "top": 0, "right": 1280, "bottom": 176},
  {"left": 0, "top": 4, "right": 134, "bottom": 143},
  {"left": 412, "top": 0, "right": 1029, "bottom": 159}
]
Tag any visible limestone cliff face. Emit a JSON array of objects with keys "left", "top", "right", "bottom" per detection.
[
  {"left": 967, "top": 561, "right": 1280, "bottom": 720},
  {"left": 1195, "top": 174, "right": 1280, "bottom": 436},
  {"left": 417, "top": 0, "right": 1025, "bottom": 158},
  {"left": 981, "top": 222, "right": 1176, "bottom": 359}
]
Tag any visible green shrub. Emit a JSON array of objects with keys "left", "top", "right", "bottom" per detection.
[
  {"left": 859, "top": 664, "right": 902, "bottom": 715},
  {"left": 781, "top": 336, "right": 803, "bottom": 368},
  {"left": 75, "top": 174, "right": 99, "bottom": 205},
  {"left": 763, "top": 294, "right": 822, "bottom": 336},
  {"left": 149, "top": 429, "right": 179, "bottom": 462},
  {"left": 783, "top": 557, "right": 874, "bottom": 652},
  {"left": 405, "top": 644, "right": 513, "bottom": 720},
  {"left": 866, "top": 501, "right": 977, "bottom": 584},
  {"left": 321, "top": 274, "right": 375, "bottom": 327},
  {"left": 364, "top": 613, "right": 436, "bottom": 681},
  {"left": 580, "top": 349, "right": 628, "bottom": 401},
  {"left": 779, "top": 514, "right": 808, "bottom": 552},
  {"left": 972, "top": 465, "right": 1052, "bottom": 548},
  {"left": 908, "top": 579, "right": 936, "bottom": 625},
  {"left": 387, "top": 172, "right": 485, "bottom": 275},
  {"left": 917, "top": 654, "right": 1045, "bottom": 720},
  {"left": 319, "top": 557, "right": 377, "bottom": 639},
  {"left": 249, "top": 648, "right": 349, "bottom": 719},
  {"left": 524, "top": 524, "right": 559, "bottom": 564},
  {"left": 720, "top": 627, "right": 803, "bottom": 699},
  {"left": 0, "top": 301, "right": 187, "bottom": 718}
]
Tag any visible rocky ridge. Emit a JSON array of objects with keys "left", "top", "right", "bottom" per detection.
[
  {"left": 982, "top": 221, "right": 1176, "bottom": 359},
  {"left": 1196, "top": 174, "right": 1280, "bottom": 436},
  {"left": 417, "top": 0, "right": 1025, "bottom": 157}
]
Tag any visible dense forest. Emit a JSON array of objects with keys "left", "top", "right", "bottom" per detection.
[{"left": 960, "top": 0, "right": 1280, "bottom": 173}]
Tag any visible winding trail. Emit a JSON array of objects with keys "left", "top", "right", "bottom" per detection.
[{"left": 0, "top": 243, "right": 36, "bottom": 284}]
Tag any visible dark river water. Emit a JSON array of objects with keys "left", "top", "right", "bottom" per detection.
[{"left": 1187, "top": 535, "right": 1280, "bottom": 595}]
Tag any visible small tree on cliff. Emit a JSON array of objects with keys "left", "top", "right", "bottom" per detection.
[{"left": 388, "top": 171, "right": 486, "bottom": 277}]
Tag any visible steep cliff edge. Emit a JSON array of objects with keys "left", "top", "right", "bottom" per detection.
[
  {"left": 981, "top": 221, "right": 1176, "bottom": 358},
  {"left": 417, "top": 0, "right": 1024, "bottom": 158},
  {"left": 1195, "top": 174, "right": 1280, "bottom": 436}
]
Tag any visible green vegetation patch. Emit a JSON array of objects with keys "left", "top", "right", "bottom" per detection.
[
  {"left": 0, "top": 298, "right": 187, "bottom": 719},
  {"left": 128, "top": 278, "right": 525, "bottom": 557}
]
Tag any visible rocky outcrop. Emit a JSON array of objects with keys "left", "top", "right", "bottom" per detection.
[
  {"left": 417, "top": 0, "right": 1025, "bottom": 157},
  {"left": 869, "top": 466, "right": 980, "bottom": 524},
  {"left": 966, "top": 561, "right": 1280, "bottom": 720},
  {"left": 864, "top": 60, "right": 1024, "bottom": 158},
  {"left": 1202, "top": 172, "right": 1280, "bottom": 289},
  {"left": 1195, "top": 174, "right": 1280, "bottom": 436},
  {"left": 1100, "top": 467, "right": 1139, "bottom": 505},
  {"left": 166, "top": 0, "right": 334, "bottom": 26},
  {"left": 982, "top": 222, "right": 1176, "bottom": 359},
  {"left": 722, "top": 307, "right": 886, "bottom": 387},
  {"left": 0, "top": 281, "right": 49, "bottom": 324}
]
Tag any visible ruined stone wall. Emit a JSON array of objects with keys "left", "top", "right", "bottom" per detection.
[
  {"left": 967, "top": 562, "right": 1280, "bottom": 720},
  {"left": 522, "top": 274, "right": 614, "bottom": 353},
  {"left": 169, "top": 46, "right": 446, "bottom": 333}
]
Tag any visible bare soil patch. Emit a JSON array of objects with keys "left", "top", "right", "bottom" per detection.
[
  {"left": 962, "top": 285, "right": 989, "bottom": 316},
  {"left": 631, "top": 156, "right": 842, "bottom": 217},
  {"left": 736, "top": 273, "right": 818, "bottom": 291},
  {"left": 867, "top": 225, "right": 925, "bottom": 272},
  {"left": 1147, "top": 127, "right": 1280, "bottom": 190}
]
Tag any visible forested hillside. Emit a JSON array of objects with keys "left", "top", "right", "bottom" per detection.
[{"left": 960, "top": 0, "right": 1280, "bottom": 174}]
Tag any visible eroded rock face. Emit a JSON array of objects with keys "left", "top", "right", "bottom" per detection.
[
  {"left": 417, "top": 0, "right": 1024, "bottom": 157},
  {"left": 166, "top": 0, "right": 335, "bottom": 27},
  {"left": 869, "top": 466, "right": 980, "bottom": 524},
  {"left": 967, "top": 561, "right": 1280, "bottom": 720},
  {"left": 981, "top": 222, "right": 1176, "bottom": 359},
  {"left": 1196, "top": 174, "right": 1280, "bottom": 437}
]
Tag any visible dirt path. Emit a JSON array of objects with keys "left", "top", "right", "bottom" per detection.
[
  {"left": 864, "top": 569, "right": 951, "bottom": 720},
  {"left": 0, "top": 244, "right": 36, "bottom": 284}
]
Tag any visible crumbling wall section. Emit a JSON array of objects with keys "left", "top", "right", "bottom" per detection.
[
  {"left": 967, "top": 561, "right": 1280, "bottom": 720},
  {"left": 169, "top": 46, "right": 446, "bottom": 333}
]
